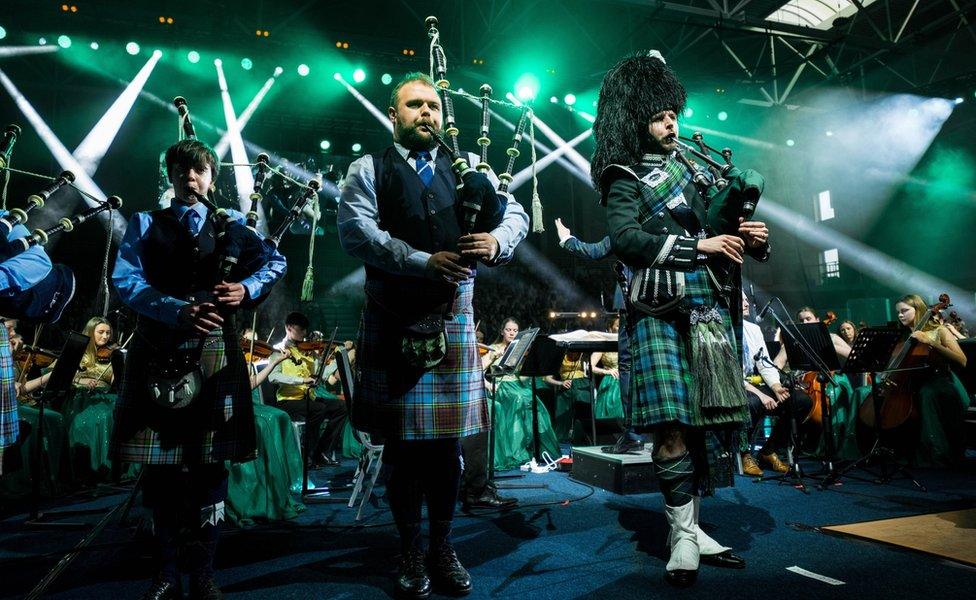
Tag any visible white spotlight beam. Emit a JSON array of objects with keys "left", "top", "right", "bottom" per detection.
[
  {"left": 214, "top": 60, "right": 254, "bottom": 213},
  {"left": 758, "top": 199, "right": 976, "bottom": 319},
  {"left": 507, "top": 93, "right": 592, "bottom": 177},
  {"left": 681, "top": 124, "right": 779, "bottom": 151},
  {"left": 0, "top": 68, "right": 125, "bottom": 237},
  {"left": 0, "top": 46, "right": 60, "bottom": 58},
  {"left": 509, "top": 128, "right": 592, "bottom": 191},
  {"left": 73, "top": 50, "right": 162, "bottom": 175},
  {"left": 214, "top": 68, "right": 281, "bottom": 160},
  {"left": 334, "top": 74, "right": 393, "bottom": 132}
]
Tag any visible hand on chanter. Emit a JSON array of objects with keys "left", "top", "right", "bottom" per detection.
[
  {"left": 696, "top": 234, "right": 744, "bottom": 264},
  {"left": 178, "top": 302, "right": 224, "bottom": 335}
]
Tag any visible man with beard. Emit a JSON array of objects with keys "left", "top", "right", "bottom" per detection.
[{"left": 338, "top": 72, "right": 528, "bottom": 598}]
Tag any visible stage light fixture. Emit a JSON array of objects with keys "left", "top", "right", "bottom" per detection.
[
  {"left": 274, "top": 66, "right": 283, "bottom": 76},
  {"left": 550, "top": 96, "right": 558, "bottom": 103},
  {"left": 57, "top": 35, "right": 72, "bottom": 49},
  {"left": 564, "top": 93, "right": 576, "bottom": 106},
  {"left": 0, "top": 27, "right": 6, "bottom": 40},
  {"left": 214, "top": 58, "right": 222, "bottom": 67},
  {"left": 352, "top": 68, "right": 366, "bottom": 83},
  {"left": 297, "top": 64, "right": 310, "bottom": 77},
  {"left": 514, "top": 73, "right": 539, "bottom": 102},
  {"left": 333, "top": 72, "right": 342, "bottom": 80},
  {"left": 38, "top": 38, "right": 47, "bottom": 45},
  {"left": 187, "top": 50, "right": 200, "bottom": 63},
  {"left": 718, "top": 111, "right": 728, "bottom": 121},
  {"left": 786, "top": 139, "right": 795, "bottom": 147},
  {"left": 826, "top": 130, "right": 834, "bottom": 136},
  {"left": 336, "top": 41, "right": 349, "bottom": 49},
  {"left": 319, "top": 140, "right": 331, "bottom": 151},
  {"left": 954, "top": 97, "right": 964, "bottom": 105},
  {"left": 381, "top": 73, "right": 393, "bottom": 85},
  {"left": 241, "top": 58, "right": 253, "bottom": 70},
  {"left": 352, "top": 143, "right": 362, "bottom": 153},
  {"left": 683, "top": 107, "right": 694, "bottom": 118},
  {"left": 126, "top": 42, "right": 140, "bottom": 55},
  {"left": 90, "top": 42, "right": 99, "bottom": 50},
  {"left": 401, "top": 48, "right": 416, "bottom": 56}
]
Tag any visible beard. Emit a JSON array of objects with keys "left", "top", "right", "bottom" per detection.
[{"left": 396, "top": 119, "right": 438, "bottom": 151}]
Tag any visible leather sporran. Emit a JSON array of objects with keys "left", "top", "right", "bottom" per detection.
[
  {"left": 401, "top": 312, "right": 447, "bottom": 370},
  {"left": 146, "top": 350, "right": 205, "bottom": 410}
]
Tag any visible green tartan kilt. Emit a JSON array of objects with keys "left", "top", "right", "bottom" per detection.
[{"left": 628, "top": 266, "right": 748, "bottom": 430}]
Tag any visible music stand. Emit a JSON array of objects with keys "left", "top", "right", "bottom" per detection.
[
  {"left": 485, "top": 328, "right": 546, "bottom": 491},
  {"left": 517, "top": 333, "right": 564, "bottom": 461},
  {"left": 26, "top": 331, "right": 91, "bottom": 527},
  {"left": 832, "top": 327, "right": 925, "bottom": 490},
  {"left": 762, "top": 316, "right": 839, "bottom": 492}
]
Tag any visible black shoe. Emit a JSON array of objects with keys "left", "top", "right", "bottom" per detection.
[
  {"left": 313, "top": 452, "right": 340, "bottom": 467},
  {"left": 461, "top": 488, "right": 518, "bottom": 511},
  {"left": 601, "top": 436, "right": 643, "bottom": 454},
  {"left": 664, "top": 568, "right": 697, "bottom": 588},
  {"left": 396, "top": 549, "right": 431, "bottom": 599},
  {"left": 189, "top": 576, "right": 223, "bottom": 600},
  {"left": 141, "top": 579, "right": 181, "bottom": 600},
  {"left": 700, "top": 550, "right": 746, "bottom": 569},
  {"left": 427, "top": 542, "right": 472, "bottom": 596}
]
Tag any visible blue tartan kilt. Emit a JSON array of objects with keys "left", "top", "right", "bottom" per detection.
[
  {"left": 112, "top": 326, "right": 256, "bottom": 465},
  {"left": 0, "top": 325, "right": 19, "bottom": 449},
  {"left": 354, "top": 278, "right": 488, "bottom": 440},
  {"left": 629, "top": 266, "right": 747, "bottom": 430}
]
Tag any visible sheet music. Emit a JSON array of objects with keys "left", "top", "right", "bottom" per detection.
[{"left": 548, "top": 330, "right": 619, "bottom": 343}]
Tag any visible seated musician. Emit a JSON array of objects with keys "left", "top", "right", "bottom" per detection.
[
  {"left": 590, "top": 316, "right": 625, "bottom": 422},
  {"left": 738, "top": 294, "right": 813, "bottom": 475},
  {"left": 544, "top": 351, "right": 591, "bottom": 443},
  {"left": 268, "top": 312, "right": 348, "bottom": 467},
  {"left": 893, "top": 294, "right": 969, "bottom": 466},
  {"left": 838, "top": 320, "right": 858, "bottom": 346},
  {"left": 773, "top": 306, "right": 851, "bottom": 369}
]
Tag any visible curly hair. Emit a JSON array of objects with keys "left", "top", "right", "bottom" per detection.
[{"left": 590, "top": 53, "right": 686, "bottom": 193}]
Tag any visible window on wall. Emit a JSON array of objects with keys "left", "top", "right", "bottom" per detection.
[
  {"left": 817, "top": 190, "right": 834, "bottom": 221},
  {"left": 821, "top": 248, "right": 840, "bottom": 279}
]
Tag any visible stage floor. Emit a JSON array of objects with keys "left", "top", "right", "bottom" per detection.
[{"left": 2, "top": 455, "right": 976, "bottom": 599}]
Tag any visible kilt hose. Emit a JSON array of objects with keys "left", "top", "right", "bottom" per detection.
[
  {"left": 112, "top": 325, "right": 256, "bottom": 466},
  {"left": 353, "top": 278, "right": 488, "bottom": 441}
]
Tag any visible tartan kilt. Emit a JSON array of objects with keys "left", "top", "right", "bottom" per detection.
[
  {"left": 111, "top": 324, "right": 256, "bottom": 465},
  {"left": 629, "top": 265, "right": 747, "bottom": 430},
  {"left": 353, "top": 277, "right": 488, "bottom": 440},
  {"left": 0, "top": 325, "right": 19, "bottom": 449}
]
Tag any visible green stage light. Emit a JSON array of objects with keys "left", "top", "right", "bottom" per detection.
[
  {"left": 57, "top": 35, "right": 72, "bottom": 49},
  {"left": 274, "top": 66, "right": 284, "bottom": 76},
  {"left": 187, "top": 50, "right": 200, "bottom": 63},
  {"left": 352, "top": 143, "right": 362, "bottom": 153},
  {"left": 90, "top": 41, "right": 99, "bottom": 50},
  {"left": 319, "top": 140, "right": 331, "bottom": 151},
  {"left": 683, "top": 107, "right": 694, "bottom": 118},
  {"left": 564, "top": 93, "right": 576, "bottom": 106},
  {"left": 353, "top": 68, "right": 366, "bottom": 83},
  {"left": 126, "top": 42, "right": 140, "bottom": 55},
  {"left": 514, "top": 73, "right": 539, "bottom": 102},
  {"left": 214, "top": 58, "right": 222, "bottom": 67},
  {"left": 38, "top": 37, "right": 47, "bottom": 45},
  {"left": 333, "top": 72, "right": 342, "bottom": 80},
  {"left": 786, "top": 139, "right": 795, "bottom": 147},
  {"left": 954, "top": 97, "right": 964, "bottom": 105},
  {"left": 717, "top": 111, "right": 728, "bottom": 121},
  {"left": 381, "top": 73, "right": 393, "bottom": 85},
  {"left": 297, "top": 63, "right": 310, "bottom": 76},
  {"left": 0, "top": 26, "right": 6, "bottom": 41},
  {"left": 241, "top": 58, "right": 253, "bottom": 70},
  {"left": 549, "top": 96, "right": 558, "bottom": 103}
]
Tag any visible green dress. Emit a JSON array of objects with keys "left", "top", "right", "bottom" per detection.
[
  {"left": 490, "top": 375, "right": 562, "bottom": 470},
  {"left": 552, "top": 353, "right": 591, "bottom": 442},
  {"left": 225, "top": 390, "right": 305, "bottom": 527},
  {"left": 0, "top": 403, "right": 66, "bottom": 499},
  {"left": 594, "top": 352, "right": 625, "bottom": 420},
  {"left": 62, "top": 389, "right": 119, "bottom": 476}
]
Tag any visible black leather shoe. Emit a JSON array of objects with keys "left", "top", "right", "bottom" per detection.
[
  {"left": 427, "top": 542, "right": 472, "bottom": 596},
  {"left": 189, "top": 576, "right": 223, "bottom": 600},
  {"left": 700, "top": 550, "right": 746, "bottom": 569},
  {"left": 141, "top": 579, "right": 181, "bottom": 600},
  {"left": 396, "top": 549, "right": 432, "bottom": 599},
  {"left": 461, "top": 488, "right": 518, "bottom": 512},
  {"left": 664, "top": 568, "right": 697, "bottom": 588}
]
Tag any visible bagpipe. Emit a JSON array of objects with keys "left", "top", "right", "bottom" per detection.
[
  {"left": 171, "top": 97, "right": 323, "bottom": 303},
  {"left": 423, "top": 16, "right": 541, "bottom": 236},
  {"left": 672, "top": 131, "right": 765, "bottom": 296},
  {"left": 0, "top": 125, "right": 123, "bottom": 323}
]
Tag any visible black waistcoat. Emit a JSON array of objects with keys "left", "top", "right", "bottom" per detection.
[{"left": 143, "top": 207, "right": 218, "bottom": 302}]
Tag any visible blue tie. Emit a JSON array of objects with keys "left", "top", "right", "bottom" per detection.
[
  {"left": 412, "top": 150, "right": 434, "bottom": 188},
  {"left": 185, "top": 209, "right": 202, "bottom": 237}
]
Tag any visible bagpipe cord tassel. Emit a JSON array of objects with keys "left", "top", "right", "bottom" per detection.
[
  {"left": 299, "top": 202, "right": 319, "bottom": 302},
  {"left": 689, "top": 306, "right": 745, "bottom": 409},
  {"left": 529, "top": 114, "right": 544, "bottom": 233}
]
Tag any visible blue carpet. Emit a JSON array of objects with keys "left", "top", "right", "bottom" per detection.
[{"left": 2, "top": 456, "right": 976, "bottom": 599}]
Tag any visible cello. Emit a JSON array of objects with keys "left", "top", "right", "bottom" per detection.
[
  {"left": 858, "top": 294, "right": 950, "bottom": 430},
  {"left": 800, "top": 311, "right": 837, "bottom": 426}
]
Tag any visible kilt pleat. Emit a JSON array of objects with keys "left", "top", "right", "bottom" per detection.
[
  {"left": 112, "top": 326, "right": 256, "bottom": 465},
  {"left": 0, "top": 326, "right": 19, "bottom": 449},
  {"left": 354, "top": 278, "right": 488, "bottom": 440}
]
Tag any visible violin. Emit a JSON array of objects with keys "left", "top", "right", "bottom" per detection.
[
  {"left": 859, "top": 293, "right": 950, "bottom": 430},
  {"left": 14, "top": 343, "right": 59, "bottom": 369},
  {"left": 295, "top": 340, "right": 326, "bottom": 354},
  {"left": 822, "top": 311, "right": 837, "bottom": 326},
  {"left": 478, "top": 343, "right": 493, "bottom": 357},
  {"left": 240, "top": 335, "right": 275, "bottom": 361},
  {"left": 95, "top": 344, "right": 119, "bottom": 364}
]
